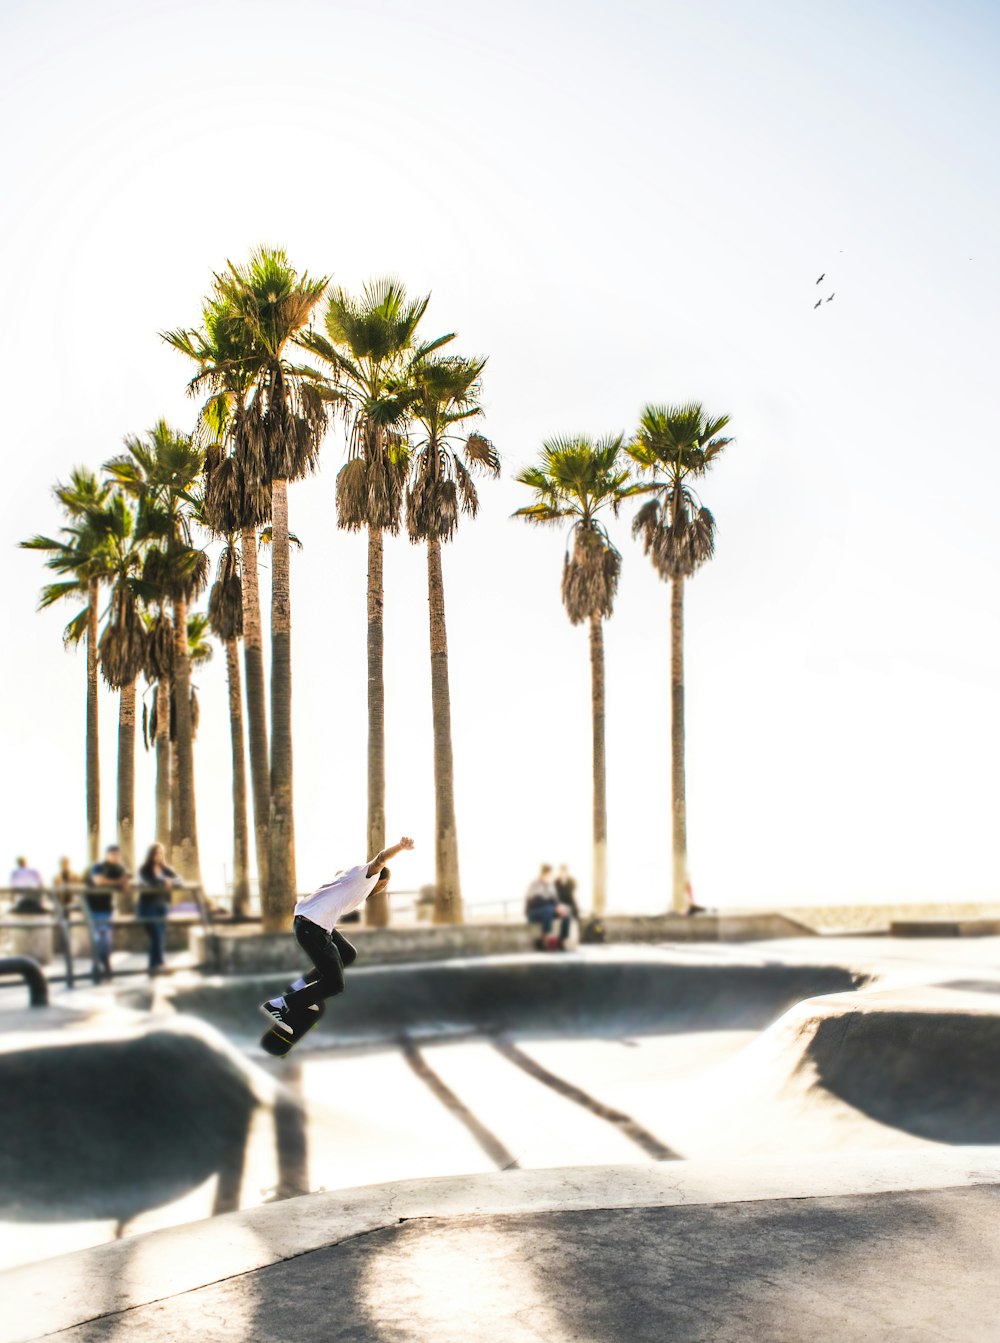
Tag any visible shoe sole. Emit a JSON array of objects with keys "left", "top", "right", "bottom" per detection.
[{"left": 259, "top": 1004, "right": 294, "bottom": 1035}]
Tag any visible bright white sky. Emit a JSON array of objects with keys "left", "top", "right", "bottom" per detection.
[{"left": 2, "top": 0, "right": 998, "bottom": 914}]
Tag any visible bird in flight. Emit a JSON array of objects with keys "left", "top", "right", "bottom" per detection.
[
  {"left": 826, "top": 293, "right": 835, "bottom": 303},
  {"left": 816, "top": 273, "right": 825, "bottom": 284},
  {"left": 813, "top": 298, "right": 822, "bottom": 309}
]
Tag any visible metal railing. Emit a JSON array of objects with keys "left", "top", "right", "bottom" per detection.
[
  {"left": 0, "top": 883, "right": 215, "bottom": 986},
  {"left": 0, "top": 892, "right": 76, "bottom": 987},
  {"left": 0, "top": 956, "right": 48, "bottom": 1006}
]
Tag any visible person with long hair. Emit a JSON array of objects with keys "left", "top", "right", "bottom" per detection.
[{"left": 137, "top": 842, "right": 181, "bottom": 975}]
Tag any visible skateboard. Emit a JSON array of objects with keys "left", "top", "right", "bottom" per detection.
[{"left": 259, "top": 998, "right": 326, "bottom": 1057}]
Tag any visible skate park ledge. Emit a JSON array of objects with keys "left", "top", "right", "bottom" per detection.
[
  {"left": 7, "top": 1149, "right": 998, "bottom": 1343},
  {"left": 191, "top": 911, "right": 816, "bottom": 973}
]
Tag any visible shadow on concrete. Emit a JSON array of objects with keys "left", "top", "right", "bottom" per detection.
[
  {"left": 58, "top": 1186, "right": 1000, "bottom": 1341},
  {"left": 0, "top": 1027, "right": 259, "bottom": 1222},
  {"left": 810, "top": 1009, "right": 1000, "bottom": 1144}
]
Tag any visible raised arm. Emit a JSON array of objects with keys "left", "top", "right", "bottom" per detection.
[{"left": 367, "top": 836, "right": 415, "bottom": 878}]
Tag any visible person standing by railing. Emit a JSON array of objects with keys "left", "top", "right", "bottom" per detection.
[
  {"left": 137, "top": 843, "right": 181, "bottom": 976},
  {"left": 52, "top": 857, "right": 83, "bottom": 909},
  {"left": 87, "top": 846, "right": 130, "bottom": 982}
]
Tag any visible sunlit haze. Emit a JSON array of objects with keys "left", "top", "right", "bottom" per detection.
[{"left": 3, "top": 0, "right": 998, "bottom": 912}]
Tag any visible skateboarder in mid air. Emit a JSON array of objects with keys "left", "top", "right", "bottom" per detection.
[{"left": 260, "top": 836, "right": 415, "bottom": 1045}]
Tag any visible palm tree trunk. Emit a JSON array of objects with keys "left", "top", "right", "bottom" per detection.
[
  {"left": 117, "top": 680, "right": 137, "bottom": 887},
  {"left": 266, "top": 478, "right": 296, "bottom": 929},
  {"left": 155, "top": 679, "right": 171, "bottom": 858},
  {"left": 241, "top": 526, "right": 270, "bottom": 902},
  {"left": 226, "top": 637, "right": 251, "bottom": 918},
  {"left": 86, "top": 579, "right": 100, "bottom": 865},
  {"left": 172, "top": 593, "right": 202, "bottom": 885},
  {"left": 365, "top": 528, "right": 388, "bottom": 927},
  {"left": 426, "top": 538, "right": 462, "bottom": 924},
  {"left": 589, "top": 614, "right": 608, "bottom": 916},
  {"left": 170, "top": 736, "right": 180, "bottom": 858},
  {"left": 670, "top": 577, "right": 688, "bottom": 913}
]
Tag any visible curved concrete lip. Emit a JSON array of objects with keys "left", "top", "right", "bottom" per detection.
[{"left": 5, "top": 1148, "right": 1000, "bottom": 1343}]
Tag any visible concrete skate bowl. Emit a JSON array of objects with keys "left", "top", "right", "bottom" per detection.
[
  {"left": 165, "top": 957, "right": 871, "bottom": 1046},
  {"left": 809, "top": 1007, "right": 1000, "bottom": 1144},
  {"left": 0, "top": 1023, "right": 278, "bottom": 1224},
  {"left": 666, "top": 991, "right": 1000, "bottom": 1158}
]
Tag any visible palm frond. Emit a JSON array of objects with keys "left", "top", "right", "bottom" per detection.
[
  {"left": 562, "top": 528, "right": 622, "bottom": 624},
  {"left": 207, "top": 544, "right": 243, "bottom": 640},
  {"left": 145, "top": 610, "right": 174, "bottom": 681},
  {"left": 98, "top": 588, "right": 148, "bottom": 689}
]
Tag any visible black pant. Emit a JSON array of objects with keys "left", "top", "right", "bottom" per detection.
[
  {"left": 139, "top": 900, "right": 168, "bottom": 969},
  {"left": 528, "top": 904, "right": 571, "bottom": 941},
  {"left": 283, "top": 916, "right": 358, "bottom": 1012}
]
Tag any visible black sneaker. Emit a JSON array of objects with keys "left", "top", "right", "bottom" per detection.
[{"left": 259, "top": 999, "right": 294, "bottom": 1036}]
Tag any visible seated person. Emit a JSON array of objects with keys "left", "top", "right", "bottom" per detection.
[
  {"left": 524, "top": 863, "right": 571, "bottom": 950},
  {"left": 554, "top": 864, "right": 580, "bottom": 919},
  {"left": 10, "top": 856, "right": 46, "bottom": 914}
]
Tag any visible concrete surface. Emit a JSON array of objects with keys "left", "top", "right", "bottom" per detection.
[
  {"left": 5, "top": 1152, "right": 1000, "bottom": 1343},
  {"left": 1, "top": 953, "right": 864, "bottom": 1268},
  {"left": 782, "top": 899, "right": 1000, "bottom": 933},
  {"left": 6, "top": 936, "right": 1000, "bottom": 1322},
  {"left": 891, "top": 917, "right": 1000, "bottom": 937},
  {"left": 193, "top": 911, "right": 818, "bottom": 973},
  {"left": 165, "top": 951, "right": 865, "bottom": 1045}
]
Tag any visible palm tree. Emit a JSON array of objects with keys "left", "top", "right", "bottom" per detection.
[
  {"left": 514, "top": 436, "right": 633, "bottom": 915},
  {"left": 208, "top": 542, "right": 251, "bottom": 917},
  {"left": 142, "top": 607, "right": 175, "bottom": 859},
  {"left": 627, "top": 403, "right": 733, "bottom": 913},
  {"left": 298, "top": 278, "right": 452, "bottom": 927},
  {"left": 162, "top": 612, "right": 213, "bottom": 859},
  {"left": 404, "top": 355, "right": 499, "bottom": 923},
  {"left": 163, "top": 297, "right": 272, "bottom": 898},
  {"left": 21, "top": 469, "right": 112, "bottom": 864},
  {"left": 95, "top": 491, "right": 149, "bottom": 877},
  {"left": 213, "top": 248, "right": 329, "bottom": 927},
  {"left": 106, "top": 422, "right": 208, "bottom": 884}
]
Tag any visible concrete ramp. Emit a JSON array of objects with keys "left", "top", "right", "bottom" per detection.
[
  {"left": 809, "top": 989, "right": 1000, "bottom": 1143},
  {"left": 6, "top": 1153, "right": 1000, "bottom": 1343},
  {"left": 166, "top": 955, "right": 868, "bottom": 1044},
  {"left": 666, "top": 985, "right": 1000, "bottom": 1156},
  {"left": 0, "top": 1018, "right": 283, "bottom": 1224}
]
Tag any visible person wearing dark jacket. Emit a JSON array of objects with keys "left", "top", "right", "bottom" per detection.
[
  {"left": 87, "top": 845, "right": 130, "bottom": 981},
  {"left": 554, "top": 865, "right": 579, "bottom": 919},
  {"left": 137, "top": 843, "right": 181, "bottom": 975}
]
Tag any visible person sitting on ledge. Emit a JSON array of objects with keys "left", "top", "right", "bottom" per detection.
[
  {"left": 9, "top": 856, "right": 46, "bottom": 914},
  {"left": 525, "top": 863, "right": 571, "bottom": 951},
  {"left": 683, "top": 878, "right": 706, "bottom": 917}
]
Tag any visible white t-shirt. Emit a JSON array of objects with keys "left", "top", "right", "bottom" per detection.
[{"left": 294, "top": 864, "right": 379, "bottom": 932}]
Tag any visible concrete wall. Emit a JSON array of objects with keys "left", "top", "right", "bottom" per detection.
[
  {"left": 782, "top": 901, "right": 1000, "bottom": 933},
  {"left": 191, "top": 911, "right": 815, "bottom": 975}
]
